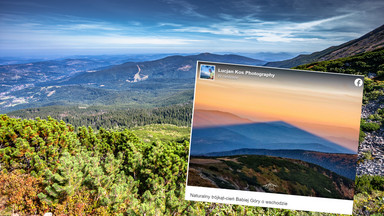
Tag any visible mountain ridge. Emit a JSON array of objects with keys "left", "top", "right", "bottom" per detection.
[
  {"left": 266, "top": 24, "right": 384, "bottom": 68},
  {"left": 202, "top": 148, "right": 357, "bottom": 179}
]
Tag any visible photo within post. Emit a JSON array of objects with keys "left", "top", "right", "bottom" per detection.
[{"left": 185, "top": 61, "right": 364, "bottom": 215}]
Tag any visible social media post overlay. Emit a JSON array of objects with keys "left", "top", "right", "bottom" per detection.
[{"left": 185, "top": 61, "right": 364, "bottom": 214}]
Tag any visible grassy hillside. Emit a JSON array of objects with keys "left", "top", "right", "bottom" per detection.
[
  {"left": 131, "top": 124, "right": 190, "bottom": 143},
  {"left": 294, "top": 47, "right": 384, "bottom": 77}
]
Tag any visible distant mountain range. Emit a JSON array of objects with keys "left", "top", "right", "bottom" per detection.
[
  {"left": 0, "top": 53, "right": 178, "bottom": 66},
  {"left": 266, "top": 24, "right": 384, "bottom": 68},
  {"left": 204, "top": 148, "right": 357, "bottom": 179},
  {"left": 0, "top": 53, "right": 265, "bottom": 113},
  {"left": 190, "top": 119, "right": 355, "bottom": 156}
]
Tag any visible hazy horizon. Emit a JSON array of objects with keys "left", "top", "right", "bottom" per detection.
[{"left": 0, "top": 51, "right": 298, "bottom": 63}]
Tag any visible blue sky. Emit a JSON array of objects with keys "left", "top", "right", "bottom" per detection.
[{"left": 1, "top": 0, "right": 383, "bottom": 57}]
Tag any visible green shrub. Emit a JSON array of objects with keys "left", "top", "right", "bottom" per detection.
[
  {"left": 355, "top": 175, "right": 384, "bottom": 193},
  {"left": 361, "top": 119, "right": 381, "bottom": 132},
  {"left": 362, "top": 151, "right": 373, "bottom": 160},
  {"left": 359, "top": 130, "right": 366, "bottom": 143}
]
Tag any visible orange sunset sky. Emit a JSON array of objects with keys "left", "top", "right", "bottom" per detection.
[{"left": 193, "top": 63, "right": 364, "bottom": 152}]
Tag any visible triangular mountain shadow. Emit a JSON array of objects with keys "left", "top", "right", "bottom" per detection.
[{"left": 190, "top": 120, "right": 355, "bottom": 155}]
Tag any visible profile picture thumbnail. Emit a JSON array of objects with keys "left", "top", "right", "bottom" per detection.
[{"left": 200, "top": 64, "right": 215, "bottom": 80}]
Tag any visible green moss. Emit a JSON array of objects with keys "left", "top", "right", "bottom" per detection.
[{"left": 361, "top": 119, "right": 381, "bottom": 132}]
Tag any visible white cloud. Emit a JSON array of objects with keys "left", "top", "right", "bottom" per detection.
[
  {"left": 85, "top": 35, "right": 199, "bottom": 45},
  {"left": 0, "top": 3, "right": 381, "bottom": 54},
  {"left": 0, "top": 14, "right": 200, "bottom": 50},
  {"left": 162, "top": 0, "right": 206, "bottom": 18},
  {"left": 0, "top": 13, "right": 145, "bottom": 33},
  {"left": 56, "top": 23, "right": 122, "bottom": 31},
  {"left": 158, "top": 22, "right": 183, "bottom": 27},
  {"left": 172, "top": 13, "right": 362, "bottom": 44},
  {"left": 0, "top": 29, "right": 200, "bottom": 50},
  {"left": 286, "top": 14, "right": 354, "bottom": 31}
]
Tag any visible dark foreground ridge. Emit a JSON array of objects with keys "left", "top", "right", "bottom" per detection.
[{"left": 188, "top": 155, "right": 355, "bottom": 199}]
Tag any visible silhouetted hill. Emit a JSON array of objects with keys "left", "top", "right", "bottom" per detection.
[{"left": 192, "top": 109, "right": 253, "bottom": 128}]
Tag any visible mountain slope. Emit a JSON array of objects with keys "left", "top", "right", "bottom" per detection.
[
  {"left": 266, "top": 24, "right": 384, "bottom": 68},
  {"left": 61, "top": 53, "right": 265, "bottom": 88}
]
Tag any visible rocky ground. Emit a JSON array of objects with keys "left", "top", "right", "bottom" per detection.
[
  {"left": 356, "top": 96, "right": 384, "bottom": 176},
  {"left": 357, "top": 129, "right": 384, "bottom": 176}
]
